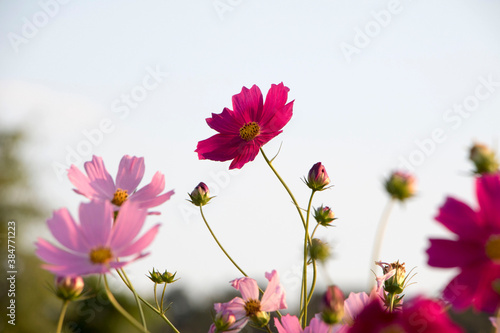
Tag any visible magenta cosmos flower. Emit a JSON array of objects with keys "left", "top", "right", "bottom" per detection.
[
  {"left": 213, "top": 270, "right": 287, "bottom": 330},
  {"left": 196, "top": 83, "right": 294, "bottom": 169},
  {"left": 35, "top": 200, "right": 159, "bottom": 277},
  {"left": 427, "top": 173, "right": 500, "bottom": 313},
  {"left": 68, "top": 155, "right": 174, "bottom": 215},
  {"left": 347, "top": 296, "right": 463, "bottom": 333}
]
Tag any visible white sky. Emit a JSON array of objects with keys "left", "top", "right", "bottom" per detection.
[{"left": 1, "top": 0, "right": 500, "bottom": 309}]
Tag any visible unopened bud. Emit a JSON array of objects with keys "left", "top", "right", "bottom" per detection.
[
  {"left": 322, "top": 285, "right": 344, "bottom": 324},
  {"left": 55, "top": 276, "right": 84, "bottom": 301},
  {"left": 250, "top": 310, "right": 270, "bottom": 327},
  {"left": 188, "top": 182, "right": 213, "bottom": 206},
  {"left": 305, "top": 162, "right": 330, "bottom": 191},
  {"left": 309, "top": 238, "right": 331, "bottom": 262},
  {"left": 469, "top": 142, "right": 499, "bottom": 175},
  {"left": 384, "top": 171, "right": 416, "bottom": 201},
  {"left": 313, "top": 205, "right": 335, "bottom": 226}
]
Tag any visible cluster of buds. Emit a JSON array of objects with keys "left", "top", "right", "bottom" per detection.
[
  {"left": 384, "top": 171, "right": 416, "bottom": 202},
  {"left": 376, "top": 260, "right": 412, "bottom": 311},
  {"left": 305, "top": 162, "right": 330, "bottom": 191},
  {"left": 188, "top": 182, "right": 213, "bottom": 206},
  {"left": 148, "top": 269, "right": 179, "bottom": 284},
  {"left": 313, "top": 205, "right": 335, "bottom": 227},
  {"left": 55, "top": 276, "right": 84, "bottom": 301},
  {"left": 469, "top": 142, "right": 499, "bottom": 175},
  {"left": 321, "top": 285, "right": 344, "bottom": 325}
]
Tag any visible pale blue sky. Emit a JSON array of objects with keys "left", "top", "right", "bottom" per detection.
[{"left": 1, "top": 0, "right": 500, "bottom": 308}]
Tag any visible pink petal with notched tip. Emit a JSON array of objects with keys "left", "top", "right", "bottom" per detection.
[
  {"left": 231, "top": 277, "right": 259, "bottom": 301},
  {"left": 114, "top": 224, "right": 160, "bottom": 257},
  {"left": 47, "top": 208, "right": 89, "bottom": 252},
  {"left": 78, "top": 201, "right": 113, "bottom": 248},
  {"left": 116, "top": 155, "right": 145, "bottom": 193},
  {"left": 261, "top": 270, "right": 287, "bottom": 311},
  {"left": 84, "top": 156, "right": 116, "bottom": 198}
]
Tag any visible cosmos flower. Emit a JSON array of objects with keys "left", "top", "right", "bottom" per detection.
[
  {"left": 347, "top": 296, "right": 463, "bottom": 333},
  {"left": 274, "top": 314, "right": 344, "bottom": 333},
  {"left": 215, "top": 270, "right": 287, "bottom": 329},
  {"left": 196, "top": 83, "right": 294, "bottom": 169},
  {"left": 36, "top": 200, "right": 159, "bottom": 277},
  {"left": 208, "top": 300, "right": 247, "bottom": 333},
  {"left": 68, "top": 155, "right": 174, "bottom": 214},
  {"left": 427, "top": 173, "right": 500, "bottom": 313}
]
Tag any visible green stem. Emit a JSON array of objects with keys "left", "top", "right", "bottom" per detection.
[
  {"left": 103, "top": 275, "right": 150, "bottom": 333},
  {"left": 56, "top": 300, "right": 69, "bottom": 333},
  {"left": 199, "top": 206, "right": 247, "bottom": 277},
  {"left": 260, "top": 148, "right": 308, "bottom": 236},
  {"left": 154, "top": 283, "right": 160, "bottom": 310},
  {"left": 370, "top": 199, "right": 396, "bottom": 289},
  {"left": 310, "top": 223, "right": 320, "bottom": 240},
  {"left": 160, "top": 283, "right": 167, "bottom": 311},
  {"left": 120, "top": 269, "right": 148, "bottom": 332},
  {"left": 300, "top": 191, "right": 316, "bottom": 326}
]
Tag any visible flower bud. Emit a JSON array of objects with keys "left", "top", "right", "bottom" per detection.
[
  {"left": 384, "top": 171, "right": 416, "bottom": 201},
  {"left": 309, "top": 238, "right": 331, "bottom": 262},
  {"left": 55, "top": 276, "right": 84, "bottom": 301},
  {"left": 469, "top": 142, "right": 499, "bottom": 175},
  {"left": 249, "top": 310, "right": 270, "bottom": 327},
  {"left": 188, "top": 182, "right": 212, "bottom": 206},
  {"left": 147, "top": 268, "right": 164, "bottom": 283},
  {"left": 162, "top": 271, "right": 179, "bottom": 284},
  {"left": 313, "top": 205, "right": 335, "bottom": 227},
  {"left": 376, "top": 261, "right": 406, "bottom": 295},
  {"left": 322, "top": 285, "right": 344, "bottom": 325},
  {"left": 305, "top": 162, "right": 330, "bottom": 191},
  {"left": 213, "top": 309, "right": 237, "bottom": 332}
]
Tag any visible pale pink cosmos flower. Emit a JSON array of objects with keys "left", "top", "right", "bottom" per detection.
[
  {"left": 35, "top": 200, "right": 159, "bottom": 277},
  {"left": 215, "top": 270, "right": 287, "bottom": 330},
  {"left": 68, "top": 155, "right": 174, "bottom": 215},
  {"left": 274, "top": 314, "right": 344, "bottom": 333},
  {"left": 208, "top": 300, "right": 247, "bottom": 333}
]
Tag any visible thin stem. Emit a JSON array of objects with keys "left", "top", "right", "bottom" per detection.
[
  {"left": 160, "top": 283, "right": 167, "bottom": 311},
  {"left": 199, "top": 206, "right": 247, "bottom": 277},
  {"left": 310, "top": 223, "right": 320, "bottom": 240},
  {"left": 56, "top": 300, "right": 69, "bottom": 333},
  {"left": 120, "top": 268, "right": 148, "bottom": 332},
  {"left": 300, "top": 190, "right": 316, "bottom": 326},
  {"left": 103, "top": 275, "right": 150, "bottom": 333},
  {"left": 154, "top": 283, "right": 160, "bottom": 309},
  {"left": 369, "top": 199, "right": 396, "bottom": 289},
  {"left": 260, "top": 148, "right": 308, "bottom": 235}
]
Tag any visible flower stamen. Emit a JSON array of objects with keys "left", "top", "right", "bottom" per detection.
[
  {"left": 486, "top": 235, "right": 500, "bottom": 261},
  {"left": 244, "top": 299, "right": 261, "bottom": 316},
  {"left": 239, "top": 122, "right": 260, "bottom": 141},
  {"left": 111, "top": 188, "right": 128, "bottom": 206},
  {"left": 89, "top": 247, "right": 113, "bottom": 264}
]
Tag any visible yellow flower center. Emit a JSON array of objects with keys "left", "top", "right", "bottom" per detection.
[
  {"left": 244, "top": 299, "right": 261, "bottom": 316},
  {"left": 486, "top": 235, "right": 500, "bottom": 261},
  {"left": 111, "top": 188, "right": 128, "bottom": 206},
  {"left": 89, "top": 247, "right": 113, "bottom": 264},
  {"left": 239, "top": 122, "right": 260, "bottom": 141}
]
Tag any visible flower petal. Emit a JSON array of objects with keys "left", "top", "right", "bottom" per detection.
[
  {"left": 275, "top": 315, "right": 302, "bottom": 333},
  {"left": 427, "top": 239, "right": 485, "bottom": 268},
  {"left": 114, "top": 224, "right": 160, "bottom": 257},
  {"left": 435, "top": 197, "right": 485, "bottom": 240},
  {"left": 228, "top": 142, "right": 260, "bottom": 170},
  {"left": 476, "top": 173, "right": 500, "bottom": 230},
  {"left": 130, "top": 171, "right": 166, "bottom": 203},
  {"left": 135, "top": 190, "right": 174, "bottom": 210},
  {"left": 78, "top": 201, "right": 113, "bottom": 248},
  {"left": 116, "top": 155, "right": 145, "bottom": 193},
  {"left": 231, "top": 277, "right": 259, "bottom": 301},
  {"left": 261, "top": 270, "right": 287, "bottom": 312},
  {"left": 84, "top": 156, "right": 116, "bottom": 198},
  {"left": 343, "top": 292, "right": 370, "bottom": 323},
  {"left": 68, "top": 165, "right": 101, "bottom": 198},
  {"left": 36, "top": 238, "right": 85, "bottom": 265},
  {"left": 232, "top": 85, "right": 264, "bottom": 124},
  {"left": 261, "top": 83, "right": 293, "bottom": 132},
  {"left": 206, "top": 107, "right": 243, "bottom": 135},
  {"left": 442, "top": 265, "right": 482, "bottom": 311},
  {"left": 110, "top": 201, "right": 148, "bottom": 251},
  {"left": 196, "top": 134, "right": 242, "bottom": 162},
  {"left": 47, "top": 208, "right": 89, "bottom": 252}
]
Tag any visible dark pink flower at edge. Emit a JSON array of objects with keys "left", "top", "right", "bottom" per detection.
[
  {"left": 427, "top": 173, "right": 500, "bottom": 313},
  {"left": 196, "top": 83, "right": 294, "bottom": 169},
  {"left": 68, "top": 155, "right": 174, "bottom": 215},
  {"left": 347, "top": 296, "right": 463, "bottom": 333}
]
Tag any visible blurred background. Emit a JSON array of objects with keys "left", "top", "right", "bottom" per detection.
[{"left": 1, "top": 1, "right": 499, "bottom": 332}]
